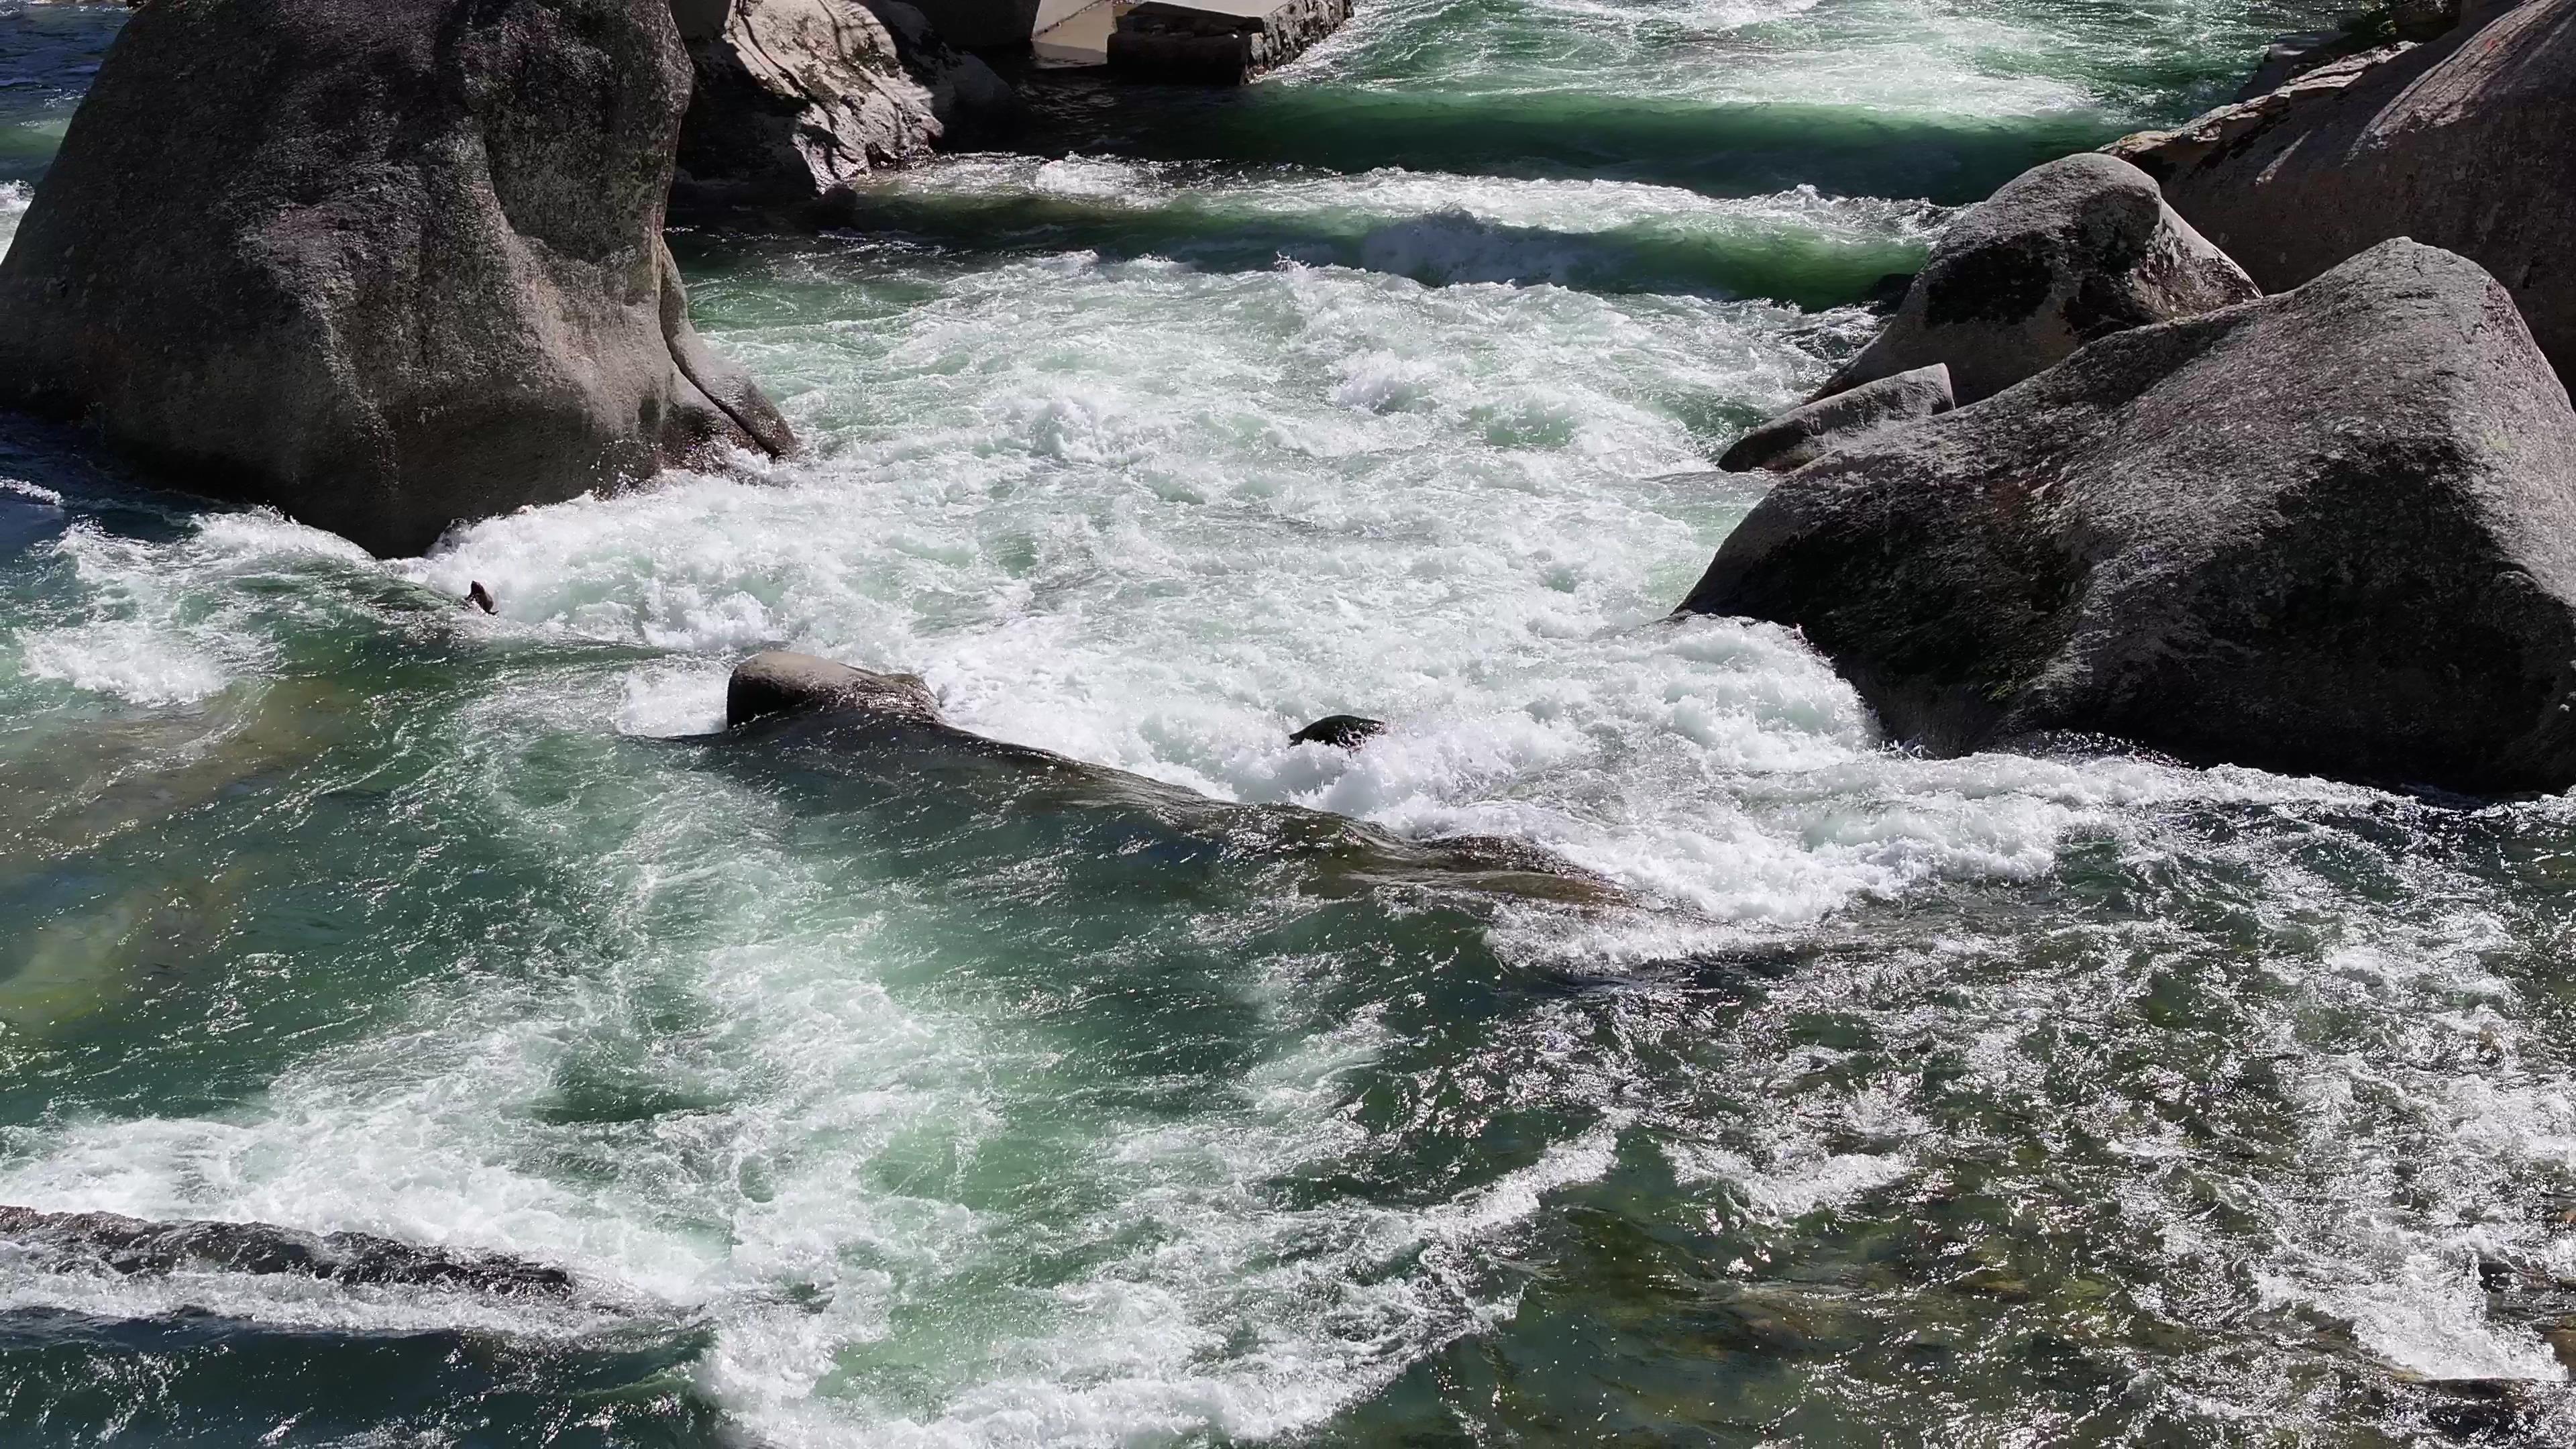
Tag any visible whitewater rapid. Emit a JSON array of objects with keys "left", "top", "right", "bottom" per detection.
[{"left": 3, "top": 0, "right": 2573, "bottom": 1442}]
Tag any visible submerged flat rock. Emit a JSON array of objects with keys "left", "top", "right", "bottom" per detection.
[{"left": 720, "top": 651, "right": 1627, "bottom": 904}]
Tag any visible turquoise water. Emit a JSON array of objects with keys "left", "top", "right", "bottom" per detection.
[{"left": 6, "top": 0, "right": 2576, "bottom": 1444}]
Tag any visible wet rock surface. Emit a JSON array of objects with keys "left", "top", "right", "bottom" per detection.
[
  {"left": 1289, "top": 714, "right": 1389, "bottom": 749},
  {"left": 720, "top": 653, "right": 1625, "bottom": 903},
  {"left": 1681, "top": 240, "right": 2576, "bottom": 794}
]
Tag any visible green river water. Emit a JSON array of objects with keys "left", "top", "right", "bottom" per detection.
[{"left": 3, "top": 0, "right": 2575, "bottom": 1444}]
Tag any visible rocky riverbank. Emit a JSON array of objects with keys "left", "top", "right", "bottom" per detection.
[{"left": 1690, "top": 0, "right": 2576, "bottom": 794}]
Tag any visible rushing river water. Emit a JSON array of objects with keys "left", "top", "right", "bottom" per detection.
[{"left": 7, "top": 0, "right": 2576, "bottom": 1444}]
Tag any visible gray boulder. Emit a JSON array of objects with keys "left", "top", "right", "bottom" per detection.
[
  {"left": 0, "top": 0, "right": 794, "bottom": 558},
  {"left": 1823, "top": 153, "right": 2258, "bottom": 405},
  {"left": 2106, "top": 0, "right": 2576, "bottom": 384},
  {"left": 1679, "top": 240, "right": 2576, "bottom": 794},
  {"left": 674, "top": 0, "right": 1013, "bottom": 217},
  {"left": 1719, "top": 364, "right": 1953, "bottom": 474}
]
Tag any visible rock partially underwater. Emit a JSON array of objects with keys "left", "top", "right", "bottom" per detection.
[
  {"left": 0, "top": 0, "right": 794, "bottom": 557},
  {"left": 1680, "top": 241, "right": 2576, "bottom": 794},
  {"left": 1821, "top": 153, "right": 2257, "bottom": 406},
  {"left": 718, "top": 652, "right": 1626, "bottom": 904},
  {"left": 2110, "top": 0, "right": 2576, "bottom": 382},
  {"left": 0, "top": 1207, "right": 575, "bottom": 1297},
  {"left": 1287, "top": 714, "right": 1389, "bottom": 750}
]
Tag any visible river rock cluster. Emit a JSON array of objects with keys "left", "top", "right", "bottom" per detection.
[{"left": 1693, "top": 0, "right": 2576, "bottom": 794}]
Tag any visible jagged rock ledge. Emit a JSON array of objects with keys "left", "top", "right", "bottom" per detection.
[
  {"left": 674, "top": 0, "right": 1015, "bottom": 219},
  {"left": 2105, "top": 0, "right": 2575, "bottom": 383}
]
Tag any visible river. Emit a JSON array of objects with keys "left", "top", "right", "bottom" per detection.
[{"left": 3, "top": 0, "right": 2573, "bottom": 1443}]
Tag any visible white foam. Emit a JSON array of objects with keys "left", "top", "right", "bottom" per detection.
[
  {"left": 7, "top": 511, "right": 371, "bottom": 706},
  {"left": 0, "top": 180, "right": 29, "bottom": 259},
  {"left": 19, "top": 618, "right": 231, "bottom": 706},
  {"left": 0, "top": 793, "right": 1619, "bottom": 1445},
  {"left": 1281, "top": 0, "right": 2105, "bottom": 116},
  {"left": 888, "top": 157, "right": 1951, "bottom": 281}
]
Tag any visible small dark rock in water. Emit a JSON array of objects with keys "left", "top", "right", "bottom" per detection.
[
  {"left": 0, "top": 1205, "right": 574, "bottom": 1297},
  {"left": 1821, "top": 152, "right": 2257, "bottom": 405},
  {"left": 1717, "top": 364, "right": 1951, "bottom": 474},
  {"left": 1680, "top": 239, "right": 2576, "bottom": 793},
  {"left": 1289, "top": 714, "right": 1388, "bottom": 750},
  {"left": 466, "top": 582, "right": 498, "bottom": 615}
]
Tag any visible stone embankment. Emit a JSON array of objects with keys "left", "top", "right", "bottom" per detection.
[{"left": 1690, "top": 0, "right": 2576, "bottom": 793}]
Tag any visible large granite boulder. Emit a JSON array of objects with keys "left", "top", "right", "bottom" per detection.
[
  {"left": 2108, "top": 0, "right": 2576, "bottom": 382},
  {"left": 0, "top": 0, "right": 794, "bottom": 558},
  {"left": 674, "top": 0, "right": 1012, "bottom": 217},
  {"left": 1719, "top": 364, "right": 1952, "bottom": 474},
  {"left": 1823, "top": 153, "right": 2258, "bottom": 405},
  {"left": 1679, "top": 241, "right": 2576, "bottom": 794}
]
